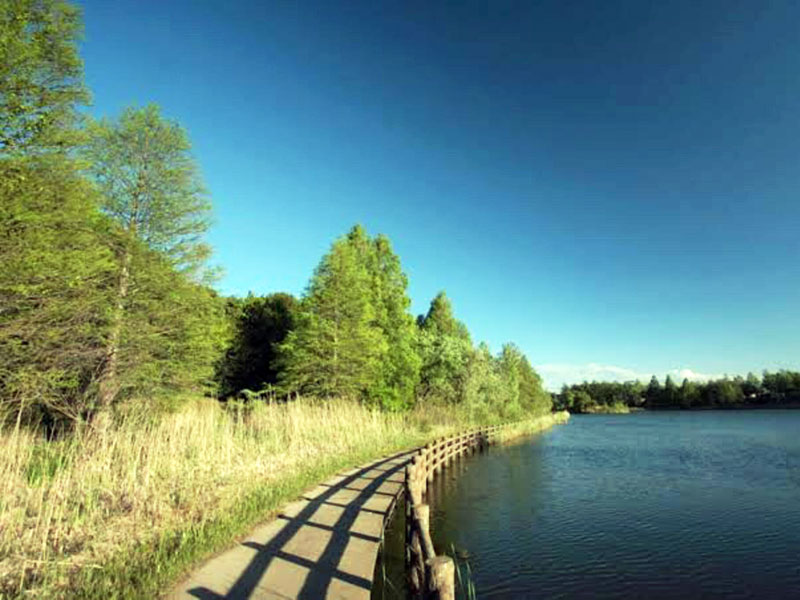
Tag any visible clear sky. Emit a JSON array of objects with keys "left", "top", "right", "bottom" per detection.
[{"left": 75, "top": 0, "right": 799, "bottom": 389}]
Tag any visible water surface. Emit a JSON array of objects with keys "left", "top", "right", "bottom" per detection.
[{"left": 421, "top": 411, "right": 800, "bottom": 599}]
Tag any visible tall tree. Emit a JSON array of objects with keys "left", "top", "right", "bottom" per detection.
[
  {"left": 663, "top": 374, "right": 677, "bottom": 406},
  {"left": 366, "top": 233, "right": 420, "bottom": 410},
  {"left": 0, "top": 0, "right": 113, "bottom": 428},
  {"left": 0, "top": 158, "right": 114, "bottom": 426},
  {"left": 420, "top": 292, "right": 471, "bottom": 342},
  {"left": 277, "top": 232, "right": 385, "bottom": 398},
  {"left": 417, "top": 292, "right": 473, "bottom": 403},
  {"left": 82, "top": 104, "right": 215, "bottom": 411},
  {"left": 517, "top": 353, "right": 552, "bottom": 415},
  {"left": 0, "top": 0, "right": 89, "bottom": 156},
  {"left": 646, "top": 375, "right": 662, "bottom": 407},
  {"left": 464, "top": 343, "right": 503, "bottom": 418},
  {"left": 678, "top": 378, "right": 699, "bottom": 409}
]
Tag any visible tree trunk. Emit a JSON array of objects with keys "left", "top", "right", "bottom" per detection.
[{"left": 96, "top": 245, "right": 131, "bottom": 414}]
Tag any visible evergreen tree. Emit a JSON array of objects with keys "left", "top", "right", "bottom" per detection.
[
  {"left": 420, "top": 292, "right": 471, "bottom": 342},
  {"left": 366, "top": 233, "right": 420, "bottom": 410},
  {"left": 646, "top": 375, "right": 662, "bottom": 407},
  {"left": 678, "top": 378, "right": 699, "bottom": 409},
  {"left": 663, "top": 374, "right": 677, "bottom": 406},
  {"left": 277, "top": 233, "right": 384, "bottom": 398}
]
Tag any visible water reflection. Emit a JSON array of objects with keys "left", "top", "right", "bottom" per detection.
[{"left": 374, "top": 411, "right": 800, "bottom": 600}]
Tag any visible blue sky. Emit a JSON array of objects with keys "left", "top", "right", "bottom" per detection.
[{"left": 76, "top": 0, "right": 799, "bottom": 389}]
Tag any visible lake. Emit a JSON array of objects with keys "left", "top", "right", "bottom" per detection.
[{"left": 375, "top": 410, "right": 800, "bottom": 599}]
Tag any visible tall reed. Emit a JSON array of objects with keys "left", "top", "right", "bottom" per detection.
[{"left": 0, "top": 398, "right": 462, "bottom": 597}]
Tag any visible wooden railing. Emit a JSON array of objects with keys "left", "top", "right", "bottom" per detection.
[{"left": 404, "top": 424, "right": 508, "bottom": 600}]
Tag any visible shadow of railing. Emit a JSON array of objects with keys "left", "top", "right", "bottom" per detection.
[{"left": 187, "top": 450, "right": 411, "bottom": 600}]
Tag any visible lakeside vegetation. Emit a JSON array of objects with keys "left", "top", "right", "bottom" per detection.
[
  {"left": 0, "top": 399, "right": 500, "bottom": 598},
  {"left": 0, "top": 1, "right": 554, "bottom": 596},
  {"left": 555, "top": 370, "right": 800, "bottom": 413}
]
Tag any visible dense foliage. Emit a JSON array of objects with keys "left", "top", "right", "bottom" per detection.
[
  {"left": 0, "top": 0, "right": 551, "bottom": 429},
  {"left": 555, "top": 371, "right": 800, "bottom": 412},
  {"left": 229, "top": 227, "right": 552, "bottom": 419},
  {"left": 0, "top": 1, "right": 228, "bottom": 429}
]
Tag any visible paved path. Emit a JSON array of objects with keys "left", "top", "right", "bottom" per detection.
[{"left": 168, "top": 450, "right": 413, "bottom": 600}]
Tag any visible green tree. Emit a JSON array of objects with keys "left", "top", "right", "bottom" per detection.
[
  {"left": 645, "top": 375, "right": 662, "bottom": 407},
  {"left": 417, "top": 293, "right": 473, "bottom": 403},
  {"left": 464, "top": 343, "right": 503, "bottom": 419},
  {"left": 708, "top": 378, "right": 744, "bottom": 406},
  {"left": 496, "top": 343, "right": 522, "bottom": 414},
  {"left": 678, "top": 378, "right": 699, "bottom": 408},
  {"left": 114, "top": 245, "right": 228, "bottom": 402},
  {"left": 0, "top": 0, "right": 89, "bottom": 156},
  {"left": 367, "top": 232, "right": 421, "bottom": 410},
  {"left": 742, "top": 372, "right": 762, "bottom": 399},
  {"left": 517, "top": 353, "right": 551, "bottom": 415},
  {"left": 0, "top": 0, "right": 114, "bottom": 428},
  {"left": 419, "top": 292, "right": 471, "bottom": 342},
  {"left": 218, "top": 293, "right": 297, "bottom": 397},
  {"left": 82, "top": 104, "right": 217, "bottom": 412},
  {"left": 0, "top": 158, "right": 114, "bottom": 427},
  {"left": 277, "top": 232, "right": 384, "bottom": 399},
  {"left": 663, "top": 374, "right": 677, "bottom": 406},
  {"left": 572, "top": 389, "right": 594, "bottom": 413}
]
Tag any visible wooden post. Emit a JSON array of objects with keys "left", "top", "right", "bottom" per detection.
[
  {"left": 427, "top": 556, "right": 456, "bottom": 600},
  {"left": 410, "top": 525, "right": 423, "bottom": 597},
  {"left": 412, "top": 504, "right": 430, "bottom": 595},
  {"left": 426, "top": 448, "right": 434, "bottom": 483},
  {"left": 417, "top": 503, "right": 430, "bottom": 536}
]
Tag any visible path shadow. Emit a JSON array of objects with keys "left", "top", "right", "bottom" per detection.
[{"left": 187, "top": 450, "right": 410, "bottom": 600}]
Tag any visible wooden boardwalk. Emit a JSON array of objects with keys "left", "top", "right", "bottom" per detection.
[{"left": 168, "top": 450, "right": 413, "bottom": 600}]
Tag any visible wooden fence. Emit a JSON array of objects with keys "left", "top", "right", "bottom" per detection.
[{"left": 404, "top": 423, "right": 509, "bottom": 600}]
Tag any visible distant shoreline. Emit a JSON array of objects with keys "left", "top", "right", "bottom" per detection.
[
  {"left": 574, "top": 403, "right": 800, "bottom": 414},
  {"left": 644, "top": 402, "right": 800, "bottom": 411}
]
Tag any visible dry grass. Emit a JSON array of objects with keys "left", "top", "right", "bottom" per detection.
[
  {"left": 0, "top": 398, "right": 464, "bottom": 598},
  {"left": 0, "top": 400, "right": 565, "bottom": 598}
]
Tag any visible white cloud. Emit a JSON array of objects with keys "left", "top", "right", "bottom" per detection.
[
  {"left": 668, "top": 368, "right": 722, "bottom": 383},
  {"left": 535, "top": 363, "right": 722, "bottom": 391}
]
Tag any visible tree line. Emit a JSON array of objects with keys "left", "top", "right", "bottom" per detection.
[
  {"left": 0, "top": 0, "right": 551, "bottom": 431},
  {"left": 218, "top": 225, "right": 552, "bottom": 418},
  {"left": 555, "top": 370, "right": 800, "bottom": 412}
]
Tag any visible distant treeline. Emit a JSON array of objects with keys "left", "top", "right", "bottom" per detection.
[
  {"left": 0, "top": 0, "right": 550, "bottom": 430},
  {"left": 554, "top": 371, "right": 800, "bottom": 413}
]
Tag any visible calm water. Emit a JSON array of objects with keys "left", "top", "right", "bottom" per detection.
[{"left": 408, "top": 411, "right": 800, "bottom": 599}]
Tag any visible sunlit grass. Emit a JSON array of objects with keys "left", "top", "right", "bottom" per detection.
[
  {"left": 0, "top": 398, "right": 468, "bottom": 597},
  {"left": 0, "top": 400, "right": 565, "bottom": 597}
]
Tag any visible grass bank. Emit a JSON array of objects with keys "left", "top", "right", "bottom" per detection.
[
  {"left": 494, "top": 411, "right": 570, "bottom": 442},
  {"left": 582, "top": 402, "right": 631, "bottom": 414},
  {"left": 0, "top": 398, "right": 525, "bottom": 598}
]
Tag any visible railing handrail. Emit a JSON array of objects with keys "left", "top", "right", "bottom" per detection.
[{"left": 405, "top": 422, "right": 512, "bottom": 599}]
